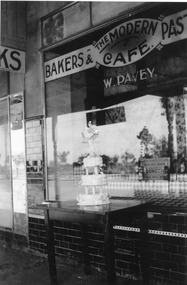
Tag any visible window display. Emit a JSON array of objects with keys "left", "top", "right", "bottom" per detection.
[
  {"left": 44, "top": 6, "right": 187, "bottom": 202},
  {"left": 76, "top": 122, "right": 110, "bottom": 206},
  {"left": 45, "top": 70, "right": 169, "bottom": 201}
]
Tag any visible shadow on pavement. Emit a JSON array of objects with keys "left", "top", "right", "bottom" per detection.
[{"left": 0, "top": 245, "right": 144, "bottom": 285}]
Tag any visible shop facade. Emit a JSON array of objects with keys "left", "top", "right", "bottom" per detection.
[{"left": 0, "top": 2, "right": 187, "bottom": 284}]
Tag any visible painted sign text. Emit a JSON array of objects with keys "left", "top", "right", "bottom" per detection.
[
  {"left": 45, "top": 45, "right": 95, "bottom": 82},
  {"left": 93, "top": 19, "right": 161, "bottom": 67},
  {"left": 103, "top": 67, "right": 155, "bottom": 89},
  {"left": 0, "top": 46, "right": 25, "bottom": 73},
  {"left": 44, "top": 9, "right": 187, "bottom": 82}
]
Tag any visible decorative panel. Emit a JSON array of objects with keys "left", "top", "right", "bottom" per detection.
[{"left": 42, "top": 2, "right": 90, "bottom": 48}]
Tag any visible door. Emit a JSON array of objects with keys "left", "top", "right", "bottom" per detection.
[
  {"left": 0, "top": 98, "right": 12, "bottom": 228},
  {"left": 0, "top": 93, "right": 27, "bottom": 233}
]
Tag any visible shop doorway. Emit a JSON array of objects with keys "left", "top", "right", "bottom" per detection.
[
  {"left": 0, "top": 93, "right": 27, "bottom": 232},
  {"left": 0, "top": 98, "right": 12, "bottom": 228}
]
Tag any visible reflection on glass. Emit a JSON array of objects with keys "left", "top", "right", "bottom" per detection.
[
  {"left": 10, "top": 94, "right": 27, "bottom": 214},
  {"left": 46, "top": 94, "right": 169, "bottom": 201},
  {"left": 0, "top": 99, "right": 12, "bottom": 228},
  {"left": 86, "top": 106, "right": 126, "bottom": 126}
]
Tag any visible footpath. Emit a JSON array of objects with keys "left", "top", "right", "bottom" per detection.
[{"left": 0, "top": 245, "right": 143, "bottom": 285}]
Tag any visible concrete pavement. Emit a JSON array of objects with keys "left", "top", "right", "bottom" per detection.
[{"left": 0, "top": 245, "right": 143, "bottom": 285}]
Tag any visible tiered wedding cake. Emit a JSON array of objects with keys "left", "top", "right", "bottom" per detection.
[{"left": 76, "top": 122, "right": 110, "bottom": 206}]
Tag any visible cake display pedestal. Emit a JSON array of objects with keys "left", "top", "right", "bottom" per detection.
[
  {"left": 77, "top": 122, "right": 110, "bottom": 206},
  {"left": 76, "top": 157, "right": 110, "bottom": 206}
]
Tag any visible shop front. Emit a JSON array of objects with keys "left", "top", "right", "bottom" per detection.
[
  {"left": 0, "top": 46, "right": 27, "bottom": 235},
  {"left": 26, "top": 2, "right": 187, "bottom": 284},
  {"left": 1, "top": 1, "right": 187, "bottom": 284}
]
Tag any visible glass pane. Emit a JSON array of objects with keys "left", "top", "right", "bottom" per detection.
[
  {"left": 0, "top": 99, "right": 12, "bottom": 228},
  {"left": 46, "top": 93, "right": 169, "bottom": 201},
  {"left": 10, "top": 94, "right": 27, "bottom": 214}
]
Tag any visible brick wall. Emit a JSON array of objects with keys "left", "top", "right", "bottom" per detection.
[
  {"left": 28, "top": 210, "right": 187, "bottom": 285},
  {"left": 148, "top": 212, "right": 187, "bottom": 285}
]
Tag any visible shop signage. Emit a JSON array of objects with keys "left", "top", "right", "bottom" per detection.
[
  {"left": 161, "top": 9, "right": 187, "bottom": 45},
  {"left": 44, "top": 9, "right": 187, "bottom": 82},
  {"left": 45, "top": 45, "right": 95, "bottom": 82},
  {"left": 0, "top": 46, "right": 25, "bottom": 73},
  {"left": 103, "top": 67, "right": 155, "bottom": 89},
  {"left": 94, "top": 9, "right": 187, "bottom": 67},
  {"left": 141, "top": 157, "right": 170, "bottom": 181},
  {"left": 93, "top": 18, "right": 161, "bottom": 67}
]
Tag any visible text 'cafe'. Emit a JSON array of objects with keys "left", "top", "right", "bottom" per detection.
[
  {"left": 40, "top": 3, "right": 187, "bottom": 285},
  {"left": 1, "top": 2, "right": 187, "bottom": 285},
  {"left": 45, "top": 9, "right": 187, "bottom": 82}
]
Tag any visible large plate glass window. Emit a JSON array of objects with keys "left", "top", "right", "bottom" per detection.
[{"left": 44, "top": 4, "right": 187, "bottom": 201}]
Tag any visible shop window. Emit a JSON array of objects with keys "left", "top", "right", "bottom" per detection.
[
  {"left": 0, "top": 93, "right": 27, "bottom": 232},
  {"left": 44, "top": 5, "right": 187, "bottom": 201},
  {"left": 0, "top": 98, "right": 12, "bottom": 228},
  {"left": 45, "top": 65, "right": 172, "bottom": 201}
]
